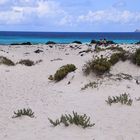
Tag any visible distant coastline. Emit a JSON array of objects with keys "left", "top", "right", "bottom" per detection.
[{"left": 135, "top": 29, "right": 140, "bottom": 32}]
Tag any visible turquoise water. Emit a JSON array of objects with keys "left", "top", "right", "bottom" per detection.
[{"left": 0, "top": 32, "right": 140, "bottom": 45}]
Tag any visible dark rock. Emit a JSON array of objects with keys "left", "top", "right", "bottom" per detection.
[
  {"left": 11, "top": 42, "right": 32, "bottom": 45},
  {"left": 46, "top": 41, "right": 56, "bottom": 45},
  {"left": 91, "top": 39, "right": 116, "bottom": 46},
  {"left": 72, "top": 41, "right": 82, "bottom": 44},
  {"left": 34, "top": 49, "right": 43, "bottom": 53},
  {"left": 21, "top": 42, "right": 32, "bottom": 45},
  {"left": 135, "top": 41, "right": 140, "bottom": 44},
  {"left": 90, "top": 40, "right": 97, "bottom": 44}
]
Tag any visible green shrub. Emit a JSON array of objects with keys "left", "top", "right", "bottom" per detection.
[
  {"left": 18, "top": 59, "right": 34, "bottom": 66},
  {"left": 53, "top": 64, "right": 76, "bottom": 81},
  {"left": 109, "top": 52, "right": 128, "bottom": 65},
  {"left": 106, "top": 93, "right": 133, "bottom": 106},
  {"left": 132, "top": 48, "right": 140, "bottom": 66},
  {"left": 109, "top": 53, "right": 120, "bottom": 65},
  {"left": 83, "top": 57, "right": 111, "bottom": 75},
  {"left": 94, "top": 47, "right": 104, "bottom": 52},
  {"left": 48, "top": 111, "right": 95, "bottom": 128},
  {"left": 12, "top": 108, "right": 34, "bottom": 118},
  {"left": 82, "top": 61, "right": 92, "bottom": 75},
  {"left": 0, "top": 56, "right": 15, "bottom": 66}
]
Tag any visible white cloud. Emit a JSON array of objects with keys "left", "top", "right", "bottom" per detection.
[
  {"left": 113, "top": 0, "right": 126, "bottom": 8},
  {"left": 78, "top": 9, "right": 140, "bottom": 24},
  {"left": 0, "top": 0, "right": 8, "bottom": 5},
  {"left": 1, "top": 0, "right": 139, "bottom": 29},
  {"left": 36, "top": 0, "right": 65, "bottom": 17},
  {"left": 0, "top": 0, "right": 67, "bottom": 25}
]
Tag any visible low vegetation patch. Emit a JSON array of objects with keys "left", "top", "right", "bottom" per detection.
[
  {"left": 132, "top": 48, "right": 140, "bottom": 66},
  {"left": 49, "top": 64, "right": 76, "bottom": 81},
  {"left": 106, "top": 46, "right": 124, "bottom": 52},
  {"left": 83, "top": 57, "right": 111, "bottom": 75},
  {"left": 48, "top": 111, "right": 95, "bottom": 128},
  {"left": 0, "top": 56, "right": 15, "bottom": 66},
  {"left": 79, "top": 48, "right": 93, "bottom": 54},
  {"left": 12, "top": 108, "right": 34, "bottom": 118},
  {"left": 106, "top": 93, "right": 133, "bottom": 106},
  {"left": 81, "top": 81, "right": 98, "bottom": 90},
  {"left": 109, "top": 52, "right": 127, "bottom": 65},
  {"left": 18, "top": 59, "right": 34, "bottom": 66}
]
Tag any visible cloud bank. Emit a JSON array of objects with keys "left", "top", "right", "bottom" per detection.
[{"left": 0, "top": 0, "right": 140, "bottom": 31}]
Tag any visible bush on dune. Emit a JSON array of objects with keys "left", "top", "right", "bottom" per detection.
[
  {"left": 109, "top": 53, "right": 121, "bottom": 65},
  {"left": 83, "top": 57, "right": 111, "bottom": 75},
  {"left": 0, "top": 56, "right": 15, "bottom": 66},
  {"left": 109, "top": 52, "right": 128, "bottom": 65},
  {"left": 132, "top": 48, "right": 140, "bottom": 66},
  {"left": 18, "top": 59, "right": 34, "bottom": 66},
  {"left": 49, "top": 64, "right": 76, "bottom": 81}
]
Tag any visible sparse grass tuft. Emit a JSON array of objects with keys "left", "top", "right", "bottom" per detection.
[
  {"left": 48, "top": 111, "right": 95, "bottom": 128},
  {"left": 12, "top": 108, "right": 34, "bottom": 118},
  {"left": 106, "top": 93, "right": 133, "bottom": 106},
  {"left": 81, "top": 82, "right": 98, "bottom": 90},
  {"left": 106, "top": 46, "right": 124, "bottom": 52}
]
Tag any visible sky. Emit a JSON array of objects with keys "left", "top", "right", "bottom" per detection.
[{"left": 0, "top": 0, "right": 140, "bottom": 32}]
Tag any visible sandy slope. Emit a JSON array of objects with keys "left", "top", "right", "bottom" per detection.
[{"left": 0, "top": 44, "right": 140, "bottom": 140}]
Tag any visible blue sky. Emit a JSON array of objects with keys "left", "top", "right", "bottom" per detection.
[{"left": 0, "top": 0, "right": 140, "bottom": 32}]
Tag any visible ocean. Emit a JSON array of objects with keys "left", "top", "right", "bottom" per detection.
[{"left": 0, "top": 31, "right": 140, "bottom": 45}]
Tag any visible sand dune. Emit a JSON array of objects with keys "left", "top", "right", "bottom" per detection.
[{"left": 0, "top": 44, "right": 140, "bottom": 140}]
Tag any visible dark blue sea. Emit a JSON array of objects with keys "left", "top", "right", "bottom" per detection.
[{"left": 0, "top": 31, "right": 140, "bottom": 45}]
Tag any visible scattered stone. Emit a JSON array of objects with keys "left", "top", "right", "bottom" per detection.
[
  {"left": 136, "top": 80, "right": 140, "bottom": 85},
  {"left": 11, "top": 42, "right": 32, "bottom": 45},
  {"left": 72, "top": 41, "right": 82, "bottom": 44},
  {"left": 46, "top": 41, "right": 56, "bottom": 45},
  {"left": 34, "top": 49, "right": 43, "bottom": 53}
]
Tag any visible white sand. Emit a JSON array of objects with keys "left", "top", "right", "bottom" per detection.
[{"left": 0, "top": 44, "right": 140, "bottom": 140}]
